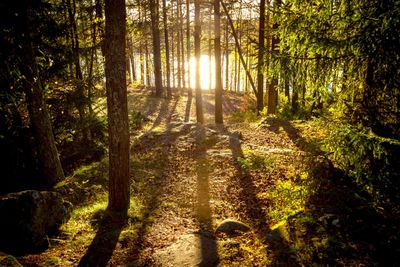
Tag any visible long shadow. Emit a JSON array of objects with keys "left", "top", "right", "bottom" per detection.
[
  {"left": 150, "top": 97, "right": 179, "bottom": 131},
  {"left": 127, "top": 93, "right": 162, "bottom": 119},
  {"left": 78, "top": 210, "right": 126, "bottom": 267},
  {"left": 222, "top": 93, "right": 236, "bottom": 114},
  {"left": 261, "top": 117, "right": 321, "bottom": 154},
  {"left": 225, "top": 128, "right": 298, "bottom": 266},
  {"left": 124, "top": 118, "right": 198, "bottom": 264},
  {"left": 259, "top": 117, "right": 400, "bottom": 265},
  {"left": 184, "top": 94, "right": 192, "bottom": 122},
  {"left": 194, "top": 126, "right": 219, "bottom": 266}
]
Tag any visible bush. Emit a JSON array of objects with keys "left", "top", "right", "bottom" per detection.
[{"left": 326, "top": 124, "right": 400, "bottom": 200}]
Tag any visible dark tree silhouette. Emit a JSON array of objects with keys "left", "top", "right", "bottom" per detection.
[{"left": 105, "top": 0, "right": 130, "bottom": 215}]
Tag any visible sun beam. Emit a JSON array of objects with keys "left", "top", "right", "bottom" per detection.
[{"left": 189, "top": 55, "right": 215, "bottom": 90}]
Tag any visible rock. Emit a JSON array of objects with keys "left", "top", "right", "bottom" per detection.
[
  {"left": 215, "top": 219, "right": 251, "bottom": 235},
  {"left": 0, "top": 190, "right": 72, "bottom": 254},
  {"left": 153, "top": 234, "right": 219, "bottom": 267},
  {"left": 265, "top": 221, "right": 290, "bottom": 244},
  {"left": 0, "top": 253, "right": 22, "bottom": 267}
]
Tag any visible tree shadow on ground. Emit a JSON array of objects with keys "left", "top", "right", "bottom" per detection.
[
  {"left": 259, "top": 117, "right": 400, "bottom": 265},
  {"left": 78, "top": 209, "right": 126, "bottom": 267},
  {"left": 150, "top": 97, "right": 179, "bottom": 131},
  {"left": 124, "top": 109, "right": 199, "bottom": 264},
  {"left": 261, "top": 117, "right": 321, "bottom": 154},
  {"left": 193, "top": 126, "right": 219, "bottom": 266},
  {"left": 184, "top": 95, "right": 192, "bottom": 122},
  {"left": 224, "top": 128, "right": 298, "bottom": 266}
]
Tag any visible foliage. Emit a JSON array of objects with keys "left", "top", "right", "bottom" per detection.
[
  {"left": 277, "top": 102, "right": 311, "bottom": 120},
  {"left": 279, "top": 0, "right": 400, "bottom": 138},
  {"left": 129, "top": 110, "right": 148, "bottom": 131},
  {"left": 326, "top": 123, "right": 400, "bottom": 200},
  {"left": 231, "top": 110, "right": 261, "bottom": 123}
]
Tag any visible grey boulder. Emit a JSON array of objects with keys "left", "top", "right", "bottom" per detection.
[{"left": 0, "top": 190, "right": 71, "bottom": 254}]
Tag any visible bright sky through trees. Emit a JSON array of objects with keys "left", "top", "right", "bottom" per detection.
[{"left": 190, "top": 55, "right": 215, "bottom": 90}]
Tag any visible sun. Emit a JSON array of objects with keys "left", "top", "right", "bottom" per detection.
[{"left": 189, "top": 55, "right": 215, "bottom": 90}]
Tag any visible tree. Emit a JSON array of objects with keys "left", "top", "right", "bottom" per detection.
[
  {"left": 186, "top": 0, "right": 192, "bottom": 97},
  {"left": 105, "top": 0, "right": 130, "bottom": 215},
  {"left": 267, "top": 0, "right": 281, "bottom": 115},
  {"left": 149, "top": 0, "right": 163, "bottom": 96},
  {"left": 162, "top": 0, "right": 172, "bottom": 97},
  {"left": 19, "top": 2, "right": 65, "bottom": 187},
  {"left": 214, "top": 0, "right": 223, "bottom": 124},
  {"left": 194, "top": 0, "right": 204, "bottom": 123},
  {"left": 256, "top": 0, "right": 265, "bottom": 114},
  {"left": 221, "top": 0, "right": 256, "bottom": 96}
]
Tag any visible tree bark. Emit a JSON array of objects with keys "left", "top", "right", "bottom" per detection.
[
  {"left": 150, "top": 0, "right": 163, "bottom": 96},
  {"left": 224, "top": 20, "right": 229, "bottom": 91},
  {"left": 67, "top": 0, "right": 88, "bottom": 139},
  {"left": 145, "top": 38, "right": 151, "bottom": 87},
  {"left": 267, "top": 0, "right": 281, "bottom": 115},
  {"left": 186, "top": 0, "right": 192, "bottom": 97},
  {"left": 162, "top": 0, "right": 172, "bottom": 97},
  {"left": 178, "top": 0, "right": 186, "bottom": 91},
  {"left": 256, "top": 0, "right": 265, "bottom": 113},
  {"left": 176, "top": 0, "right": 182, "bottom": 93},
  {"left": 214, "top": 0, "right": 223, "bottom": 124},
  {"left": 105, "top": 0, "right": 130, "bottom": 215},
  {"left": 21, "top": 5, "right": 65, "bottom": 187},
  {"left": 194, "top": 0, "right": 204, "bottom": 123}
]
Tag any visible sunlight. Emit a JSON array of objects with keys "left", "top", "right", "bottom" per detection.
[{"left": 189, "top": 55, "right": 215, "bottom": 90}]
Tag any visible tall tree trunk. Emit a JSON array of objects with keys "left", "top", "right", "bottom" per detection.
[
  {"left": 214, "top": 0, "right": 223, "bottom": 124},
  {"left": 245, "top": 30, "right": 250, "bottom": 93},
  {"left": 171, "top": 11, "right": 176, "bottom": 90},
  {"left": 67, "top": 0, "right": 87, "bottom": 138},
  {"left": 176, "top": 14, "right": 182, "bottom": 92},
  {"left": 95, "top": 0, "right": 105, "bottom": 56},
  {"left": 256, "top": 0, "right": 265, "bottom": 113},
  {"left": 88, "top": 3, "right": 97, "bottom": 115},
  {"left": 224, "top": 20, "right": 229, "bottom": 91},
  {"left": 145, "top": 38, "right": 151, "bottom": 87},
  {"left": 162, "top": 0, "right": 172, "bottom": 97},
  {"left": 139, "top": 5, "right": 145, "bottom": 84},
  {"left": 292, "top": 91, "right": 299, "bottom": 111},
  {"left": 150, "top": 0, "right": 163, "bottom": 97},
  {"left": 194, "top": 0, "right": 204, "bottom": 123},
  {"left": 285, "top": 78, "right": 290, "bottom": 103},
  {"left": 234, "top": 46, "right": 237, "bottom": 92},
  {"left": 178, "top": 0, "right": 186, "bottom": 91},
  {"left": 105, "top": 0, "right": 130, "bottom": 215},
  {"left": 208, "top": 22, "right": 212, "bottom": 92},
  {"left": 186, "top": 0, "right": 192, "bottom": 97},
  {"left": 21, "top": 5, "right": 65, "bottom": 187},
  {"left": 236, "top": 5, "right": 242, "bottom": 93},
  {"left": 267, "top": 0, "right": 281, "bottom": 115}
]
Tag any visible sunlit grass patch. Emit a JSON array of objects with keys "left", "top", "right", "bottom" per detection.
[
  {"left": 237, "top": 149, "right": 280, "bottom": 172},
  {"left": 259, "top": 177, "right": 309, "bottom": 224},
  {"left": 231, "top": 110, "right": 262, "bottom": 123},
  {"left": 60, "top": 193, "right": 108, "bottom": 251},
  {"left": 217, "top": 233, "right": 270, "bottom": 266},
  {"left": 59, "top": 193, "right": 143, "bottom": 259}
]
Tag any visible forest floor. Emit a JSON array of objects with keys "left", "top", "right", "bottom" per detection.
[{"left": 17, "top": 87, "right": 400, "bottom": 266}]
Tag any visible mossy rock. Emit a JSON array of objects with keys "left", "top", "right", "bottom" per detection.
[{"left": 0, "top": 254, "right": 22, "bottom": 267}]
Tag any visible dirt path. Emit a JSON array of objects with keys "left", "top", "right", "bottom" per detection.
[
  {"left": 106, "top": 88, "right": 302, "bottom": 266},
  {"left": 16, "top": 88, "right": 400, "bottom": 266},
  {"left": 17, "top": 88, "right": 304, "bottom": 266}
]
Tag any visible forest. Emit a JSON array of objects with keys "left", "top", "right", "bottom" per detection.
[{"left": 0, "top": 0, "right": 399, "bottom": 266}]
